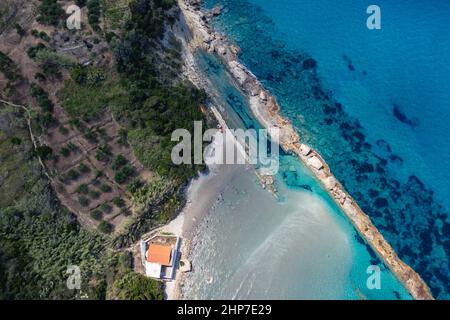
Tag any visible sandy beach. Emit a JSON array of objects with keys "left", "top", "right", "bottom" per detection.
[{"left": 164, "top": 127, "right": 247, "bottom": 299}]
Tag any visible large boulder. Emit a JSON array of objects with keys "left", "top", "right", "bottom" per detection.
[
  {"left": 300, "top": 144, "right": 311, "bottom": 156},
  {"left": 307, "top": 156, "right": 323, "bottom": 170}
]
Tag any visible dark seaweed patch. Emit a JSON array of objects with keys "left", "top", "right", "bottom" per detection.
[{"left": 393, "top": 103, "right": 419, "bottom": 127}]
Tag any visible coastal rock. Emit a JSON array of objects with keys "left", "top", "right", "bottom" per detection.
[
  {"left": 211, "top": 5, "right": 222, "bottom": 16},
  {"left": 324, "top": 176, "right": 336, "bottom": 190},
  {"left": 186, "top": 0, "right": 201, "bottom": 9},
  {"left": 259, "top": 91, "right": 267, "bottom": 102},
  {"left": 180, "top": 259, "right": 192, "bottom": 272},
  {"left": 300, "top": 144, "right": 311, "bottom": 156},
  {"left": 307, "top": 156, "right": 323, "bottom": 170},
  {"left": 229, "top": 61, "right": 248, "bottom": 85},
  {"left": 266, "top": 96, "right": 280, "bottom": 115},
  {"left": 230, "top": 44, "right": 240, "bottom": 56},
  {"left": 246, "top": 82, "right": 260, "bottom": 96}
]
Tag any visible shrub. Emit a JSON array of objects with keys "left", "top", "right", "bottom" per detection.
[
  {"left": 38, "top": 112, "right": 57, "bottom": 128},
  {"left": 111, "top": 272, "right": 164, "bottom": 300},
  {"left": 78, "top": 195, "right": 90, "bottom": 207},
  {"left": 89, "top": 190, "right": 101, "bottom": 199},
  {"left": 98, "top": 221, "right": 113, "bottom": 234},
  {"left": 126, "top": 178, "right": 143, "bottom": 194},
  {"left": 76, "top": 184, "right": 89, "bottom": 194},
  {"left": 76, "top": 0, "right": 87, "bottom": 7},
  {"left": 36, "top": 145, "right": 53, "bottom": 159},
  {"left": 37, "top": 0, "right": 64, "bottom": 26},
  {"left": 69, "top": 118, "right": 84, "bottom": 130},
  {"left": 15, "top": 24, "right": 26, "bottom": 37},
  {"left": 27, "top": 43, "right": 47, "bottom": 59},
  {"left": 58, "top": 126, "right": 69, "bottom": 135},
  {"left": 67, "top": 142, "right": 78, "bottom": 151},
  {"left": 100, "top": 203, "right": 112, "bottom": 213},
  {"left": 113, "top": 197, "right": 125, "bottom": 208},
  {"left": 10, "top": 137, "right": 22, "bottom": 145},
  {"left": 30, "top": 83, "right": 53, "bottom": 112},
  {"left": 117, "top": 128, "right": 128, "bottom": 146},
  {"left": 90, "top": 209, "right": 102, "bottom": 220},
  {"left": 39, "top": 31, "right": 50, "bottom": 42},
  {"left": 0, "top": 51, "right": 19, "bottom": 81},
  {"left": 114, "top": 165, "right": 134, "bottom": 184},
  {"left": 87, "top": 0, "right": 102, "bottom": 32},
  {"left": 95, "top": 144, "right": 111, "bottom": 162},
  {"left": 66, "top": 169, "right": 80, "bottom": 180},
  {"left": 112, "top": 154, "right": 127, "bottom": 171},
  {"left": 99, "top": 184, "right": 112, "bottom": 193},
  {"left": 35, "top": 72, "right": 47, "bottom": 81},
  {"left": 122, "top": 209, "right": 132, "bottom": 217},
  {"left": 78, "top": 163, "right": 91, "bottom": 174},
  {"left": 84, "top": 129, "right": 98, "bottom": 142},
  {"left": 59, "top": 147, "right": 70, "bottom": 157}
]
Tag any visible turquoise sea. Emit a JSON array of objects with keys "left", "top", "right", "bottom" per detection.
[
  {"left": 182, "top": 51, "right": 411, "bottom": 299},
  {"left": 197, "top": 0, "right": 450, "bottom": 299}
]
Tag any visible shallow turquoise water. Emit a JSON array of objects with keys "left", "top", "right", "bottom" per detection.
[
  {"left": 202, "top": 0, "right": 450, "bottom": 298},
  {"left": 182, "top": 50, "right": 411, "bottom": 299}
]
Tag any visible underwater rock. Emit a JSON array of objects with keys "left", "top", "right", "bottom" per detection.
[
  {"left": 393, "top": 103, "right": 419, "bottom": 127},
  {"left": 302, "top": 58, "right": 317, "bottom": 70}
]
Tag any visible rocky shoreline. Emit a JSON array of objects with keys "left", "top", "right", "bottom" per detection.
[{"left": 178, "top": 0, "right": 433, "bottom": 300}]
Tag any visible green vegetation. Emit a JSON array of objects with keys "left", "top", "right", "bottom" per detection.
[
  {"left": 78, "top": 163, "right": 91, "bottom": 174},
  {"left": 114, "top": 164, "right": 134, "bottom": 184},
  {"left": 111, "top": 0, "right": 206, "bottom": 184},
  {"left": 10, "top": 137, "right": 22, "bottom": 145},
  {"left": 58, "top": 125, "right": 69, "bottom": 135},
  {"left": 30, "top": 83, "right": 53, "bottom": 112},
  {"left": 100, "top": 203, "right": 112, "bottom": 213},
  {"left": 36, "top": 145, "right": 53, "bottom": 160},
  {"left": 102, "top": 0, "right": 132, "bottom": 30},
  {"left": 99, "top": 183, "right": 112, "bottom": 193},
  {"left": 60, "top": 147, "right": 70, "bottom": 157},
  {"left": 76, "top": 0, "right": 87, "bottom": 7},
  {"left": 113, "top": 197, "right": 125, "bottom": 208},
  {"left": 37, "top": 0, "right": 63, "bottom": 26},
  {"left": 31, "top": 29, "right": 50, "bottom": 42},
  {"left": 89, "top": 190, "right": 101, "bottom": 199},
  {"left": 26, "top": 43, "right": 47, "bottom": 59},
  {"left": 78, "top": 195, "right": 90, "bottom": 207},
  {"left": 59, "top": 69, "right": 127, "bottom": 122},
  {"left": 76, "top": 184, "right": 89, "bottom": 194},
  {"left": 0, "top": 51, "right": 19, "bottom": 81},
  {"left": 34, "top": 72, "right": 47, "bottom": 81},
  {"left": 95, "top": 143, "right": 112, "bottom": 162},
  {"left": 98, "top": 221, "right": 113, "bottom": 233},
  {"left": 110, "top": 272, "right": 164, "bottom": 300},
  {"left": 0, "top": 106, "right": 106, "bottom": 299},
  {"left": 112, "top": 154, "right": 127, "bottom": 170},
  {"left": 90, "top": 209, "right": 103, "bottom": 220},
  {"left": 87, "top": 0, "right": 102, "bottom": 32},
  {"left": 66, "top": 169, "right": 80, "bottom": 181},
  {"left": 0, "top": 0, "right": 186, "bottom": 300},
  {"left": 15, "top": 23, "right": 25, "bottom": 37}
]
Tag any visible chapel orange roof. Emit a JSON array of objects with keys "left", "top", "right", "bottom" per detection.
[{"left": 146, "top": 244, "right": 172, "bottom": 266}]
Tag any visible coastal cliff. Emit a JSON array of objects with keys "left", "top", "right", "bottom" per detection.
[{"left": 178, "top": 0, "right": 433, "bottom": 300}]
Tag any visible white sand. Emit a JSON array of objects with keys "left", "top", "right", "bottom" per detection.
[{"left": 164, "top": 132, "right": 245, "bottom": 299}]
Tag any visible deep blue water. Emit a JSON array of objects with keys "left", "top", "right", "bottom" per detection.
[{"left": 203, "top": 0, "right": 450, "bottom": 298}]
